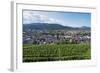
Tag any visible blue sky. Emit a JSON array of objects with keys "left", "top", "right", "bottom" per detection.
[{"left": 23, "top": 10, "right": 91, "bottom": 27}]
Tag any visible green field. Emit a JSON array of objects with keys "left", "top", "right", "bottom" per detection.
[{"left": 23, "top": 43, "right": 91, "bottom": 62}]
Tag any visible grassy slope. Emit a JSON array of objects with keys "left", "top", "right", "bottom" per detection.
[{"left": 23, "top": 43, "right": 91, "bottom": 62}]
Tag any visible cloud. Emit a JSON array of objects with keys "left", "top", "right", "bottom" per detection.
[{"left": 23, "top": 11, "right": 58, "bottom": 24}]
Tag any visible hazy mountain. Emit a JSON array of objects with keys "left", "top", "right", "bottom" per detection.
[
  {"left": 23, "top": 23, "right": 90, "bottom": 31},
  {"left": 80, "top": 26, "right": 91, "bottom": 30}
]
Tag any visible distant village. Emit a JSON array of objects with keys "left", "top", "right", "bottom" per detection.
[{"left": 23, "top": 30, "right": 91, "bottom": 45}]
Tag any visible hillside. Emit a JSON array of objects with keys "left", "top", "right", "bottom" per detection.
[{"left": 23, "top": 23, "right": 90, "bottom": 31}]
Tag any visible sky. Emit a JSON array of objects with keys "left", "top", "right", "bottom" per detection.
[{"left": 23, "top": 10, "right": 91, "bottom": 27}]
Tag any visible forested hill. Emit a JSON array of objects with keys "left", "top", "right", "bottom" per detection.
[{"left": 23, "top": 23, "right": 90, "bottom": 31}]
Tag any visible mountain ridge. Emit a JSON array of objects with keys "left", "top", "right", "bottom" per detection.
[{"left": 23, "top": 23, "right": 90, "bottom": 31}]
